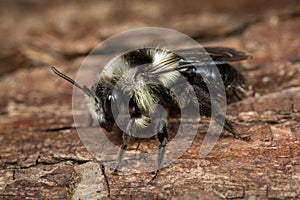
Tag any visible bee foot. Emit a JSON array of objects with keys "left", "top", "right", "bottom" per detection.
[
  {"left": 112, "top": 168, "right": 119, "bottom": 175},
  {"left": 147, "top": 170, "right": 159, "bottom": 184},
  {"left": 234, "top": 134, "right": 252, "bottom": 141}
]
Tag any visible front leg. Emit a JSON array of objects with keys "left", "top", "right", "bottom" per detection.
[{"left": 113, "top": 118, "right": 134, "bottom": 173}]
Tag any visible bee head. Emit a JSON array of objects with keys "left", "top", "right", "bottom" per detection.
[
  {"left": 89, "top": 82, "right": 117, "bottom": 126},
  {"left": 51, "top": 66, "right": 117, "bottom": 132}
]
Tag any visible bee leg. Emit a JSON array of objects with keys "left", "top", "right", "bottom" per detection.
[
  {"left": 113, "top": 142, "right": 128, "bottom": 173},
  {"left": 224, "top": 119, "right": 251, "bottom": 140},
  {"left": 223, "top": 119, "right": 238, "bottom": 136},
  {"left": 133, "top": 142, "right": 141, "bottom": 160},
  {"left": 214, "top": 116, "right": 239, "bottom": 137},
  {"left": 151, "top": 119, "right": 168, "bottom": 181},
  {"left": 113, "top": 119, "right": 134, "bottom": 173},
  {"left": 135, "top": 142, "right": 141, "bottom": 151}
]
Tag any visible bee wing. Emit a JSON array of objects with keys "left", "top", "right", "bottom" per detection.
[
  {"left": 175, "top": 47, "right": 252, "bottom": 62},
  {"left": 149, "top": 47, "right": 251, "bottom": 75}
]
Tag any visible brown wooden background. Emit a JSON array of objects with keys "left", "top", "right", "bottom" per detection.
[{"left": 0, "top": 0, "right": 299, "bottom": 199}]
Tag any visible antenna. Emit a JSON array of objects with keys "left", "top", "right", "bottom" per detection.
[{"left": 51, "top": 66, "right": 98, "bottom": 102}]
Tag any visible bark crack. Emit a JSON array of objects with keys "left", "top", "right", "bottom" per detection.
[{"left": 100, "top": 162, "right": 111, "bottom": 198}]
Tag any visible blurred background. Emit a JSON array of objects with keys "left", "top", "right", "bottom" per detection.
[{"left": 0, "top": 0, "right": 299, "bottom": 75}]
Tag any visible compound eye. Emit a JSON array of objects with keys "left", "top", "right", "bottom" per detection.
[
  {"left": 106, "top": 93, "right": 119, "bottom": 111},
  {"left": 107, "top": 94, "right": 116, "bottom": 103}
]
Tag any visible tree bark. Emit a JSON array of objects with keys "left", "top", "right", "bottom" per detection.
[{"left": 0, "top": 1, "right": 300, "bottom": 199}]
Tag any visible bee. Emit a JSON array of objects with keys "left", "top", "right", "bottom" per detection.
[{"left": 51, "top": 46, "right": 251, "bottom": 180}]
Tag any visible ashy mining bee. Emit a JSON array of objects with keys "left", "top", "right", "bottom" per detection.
[{"left": 51, "top": 46, "right": 251, "bottom": 180}]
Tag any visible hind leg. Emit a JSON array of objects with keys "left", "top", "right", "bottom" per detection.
[{"left": 151, "top": 118, "right": 168, "bottom": 181}]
